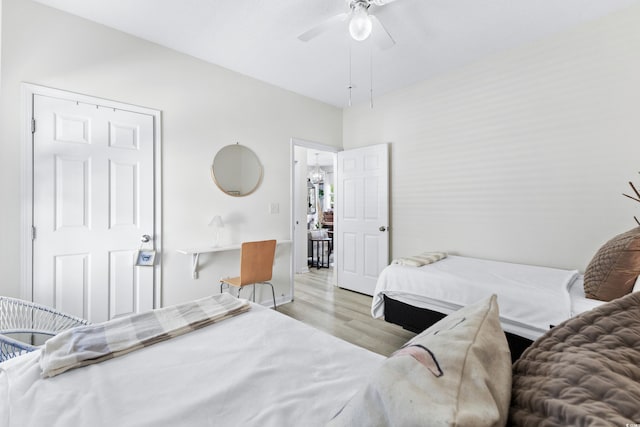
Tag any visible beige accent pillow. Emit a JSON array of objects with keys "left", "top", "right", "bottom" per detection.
[
  {"left": 584, "top": 227, "right": 640, "bottom": 301},
  {"left": 391, "top": 251, "right": 447, "bottom": 267},
  {"left": 327, "top": 295, "right": 511, "bottom": 427}
]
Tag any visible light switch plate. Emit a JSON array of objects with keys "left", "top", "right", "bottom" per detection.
[{"left": 269, "top": 202, "right": 279, "bottom": 214}]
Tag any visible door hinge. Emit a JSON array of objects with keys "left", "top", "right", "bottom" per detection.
[
  {"left": 31, "top": 118, "right": 36, "bottom": 134},
  {"left": 32, "top": 225, "right": 36, "bottom": 240}
]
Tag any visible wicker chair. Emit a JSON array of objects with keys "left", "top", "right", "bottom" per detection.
[{"left": 0, "top": 297, "right": 89, "bottom": 362}]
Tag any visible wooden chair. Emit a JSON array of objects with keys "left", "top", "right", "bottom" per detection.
[{"left": 219, "top": 240, "right": 277, "bottom": 310}]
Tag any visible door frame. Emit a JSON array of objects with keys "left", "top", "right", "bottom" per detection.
[
  {"left": 20, "top": 83, "right": 163, "bottom": 309},
  {"left": 289, "top": 138, "right": 339, "bottom": 300}
]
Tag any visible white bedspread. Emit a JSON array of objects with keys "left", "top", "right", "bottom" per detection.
[
  {"left": 0, "top": 303, "right": 383, "bottom": 427},
  {"left": 372, "top": 256, "right": 580, "bottom": 340}
]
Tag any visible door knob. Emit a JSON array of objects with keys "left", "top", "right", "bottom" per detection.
[
  {"left": 379, "top": 226, "right": 387, "bottom": 232},
  {"left": 140, "top": 234, "right": 152, "bottom": 243}
]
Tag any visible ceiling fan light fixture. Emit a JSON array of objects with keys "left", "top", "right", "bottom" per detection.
[{"left": 349, "top": 6, "right": 372, "bottom": 41}]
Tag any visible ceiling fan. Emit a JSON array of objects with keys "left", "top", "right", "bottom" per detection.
[{"left": 298, "top": 0, "right": 401, "bottom": 50}]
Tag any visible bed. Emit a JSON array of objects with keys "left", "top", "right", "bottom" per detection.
[
  {"left": 0, "top": 297, "right": 384, "bottom": 427},
  {"left": 1, "top": 292, "right": 522, "bottom": 427},
  {"left": 372, "top": 255, "right": 606, "bottom": 359}
]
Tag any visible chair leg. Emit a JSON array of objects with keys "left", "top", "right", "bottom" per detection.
[
  {"left": 266, "top": 282, "right": 277, "bottom": 311},
  {"left": 231, "top": 283, "right": 276, "bottom": 309}
]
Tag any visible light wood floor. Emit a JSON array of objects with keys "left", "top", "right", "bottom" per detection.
[{"left": 278, "top": 268, "right": 415, "bottom": 357}]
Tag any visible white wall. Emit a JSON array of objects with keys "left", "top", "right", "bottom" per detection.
[
  {"left": 0, "top": 0, "right": 342, "bottom": 305},
  {"left": 343, "top": 4, "right": 640, "bottom": 271},
  {"left": 0, "top": 0, "right": 2, "bottom": 92}
]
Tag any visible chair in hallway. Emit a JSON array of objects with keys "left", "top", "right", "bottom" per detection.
[{"left": 219, "top": 239, "right": 278, "bottom": 310}]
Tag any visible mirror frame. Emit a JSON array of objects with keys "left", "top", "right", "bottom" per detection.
[{"left": 211, "top": 144, "right": 263, "bottom": 197}]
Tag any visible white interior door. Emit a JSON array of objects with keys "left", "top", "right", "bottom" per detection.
[
  {"left": 336, "top": 143, "right": 389, "bottom": 296},
  {"left": 31, "top": 94, "right": 156, "bottom": 322}
]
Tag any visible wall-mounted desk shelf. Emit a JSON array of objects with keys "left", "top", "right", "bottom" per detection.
[{"left": 177, "top": 240, "right": 291, "bottom": 279}]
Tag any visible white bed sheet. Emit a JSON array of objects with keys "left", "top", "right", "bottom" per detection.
[
  {"left": 0, "top": 303, "right": 384, "bottom": 427},
  {"left": 569, "top": 276, "right": 606, "bottom": 315},
  {"left": 371, "top": 256, "right": 600, "bottom": 340}
]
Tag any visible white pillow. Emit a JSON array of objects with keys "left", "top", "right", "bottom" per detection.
[
  {"left": 633, "top": 275, "right": 640, "bottom": 293},
  {"left": 328, "top": 295, "right": 512, "bottom": 427}
]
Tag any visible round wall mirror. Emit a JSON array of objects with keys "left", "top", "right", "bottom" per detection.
[{"left": 211, "top": 144, "right": 263, "bottom": 197}]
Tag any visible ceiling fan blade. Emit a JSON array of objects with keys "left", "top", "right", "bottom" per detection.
[
  {"left": 370, "top": 15, "right": 395, "bottom": 50},
  {"left": 368, "top": 0, "right": 402, "bottom": 7},
  {"left": 298, "top": 12, "right": 350, "bottom": 42}
]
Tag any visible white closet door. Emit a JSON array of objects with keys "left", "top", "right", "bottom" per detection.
[
  {"left": 336, "top": 143, "right": 389, "bottom": 296},
  {"left": 32, "top": 94, "right": 156, "bottom": 322}
]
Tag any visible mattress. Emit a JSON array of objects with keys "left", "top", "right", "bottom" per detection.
[
  {"left": 0, "top": 303, "right": 384, "bottom": 427},
  {"left": 372, "top": 256, "right": 605, "bottom": 340}
]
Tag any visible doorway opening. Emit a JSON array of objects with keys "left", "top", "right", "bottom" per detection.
[
  {"left": 305, "top": 150, "right": 336, "bottom": 270},
  {"left": 290, "top": 139, "right": 338, "bottom": 301}
]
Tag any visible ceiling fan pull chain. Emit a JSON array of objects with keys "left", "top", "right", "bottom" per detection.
[
  {"left": 370, "top": 50, "right": 374, "bottom": 109},
  {"left": 348, "top": 43, "right": 353, "bottom": 107}
]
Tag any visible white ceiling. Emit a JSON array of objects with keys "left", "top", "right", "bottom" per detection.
[
  {"left": 307, "top": 150, "right": 335, "bottom": 169},
  {"left": 34, "top": 0, "right": 639, "bottom": 108}
]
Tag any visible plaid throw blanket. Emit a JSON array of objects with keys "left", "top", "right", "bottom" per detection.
[
  {"left": 391, "top": 251, "right": 447, "bottom": 267},
  {"left": 39, "top": 294, "right": 250, "bottom": 378}
]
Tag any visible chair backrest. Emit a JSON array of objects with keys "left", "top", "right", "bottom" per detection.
[{"left": 239, "top": 240, "right": 277, "bottom": 286}]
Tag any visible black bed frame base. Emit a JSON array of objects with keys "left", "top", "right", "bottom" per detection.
[{"left": 383, "top": 295, "right": 532, "bottom": 363}]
